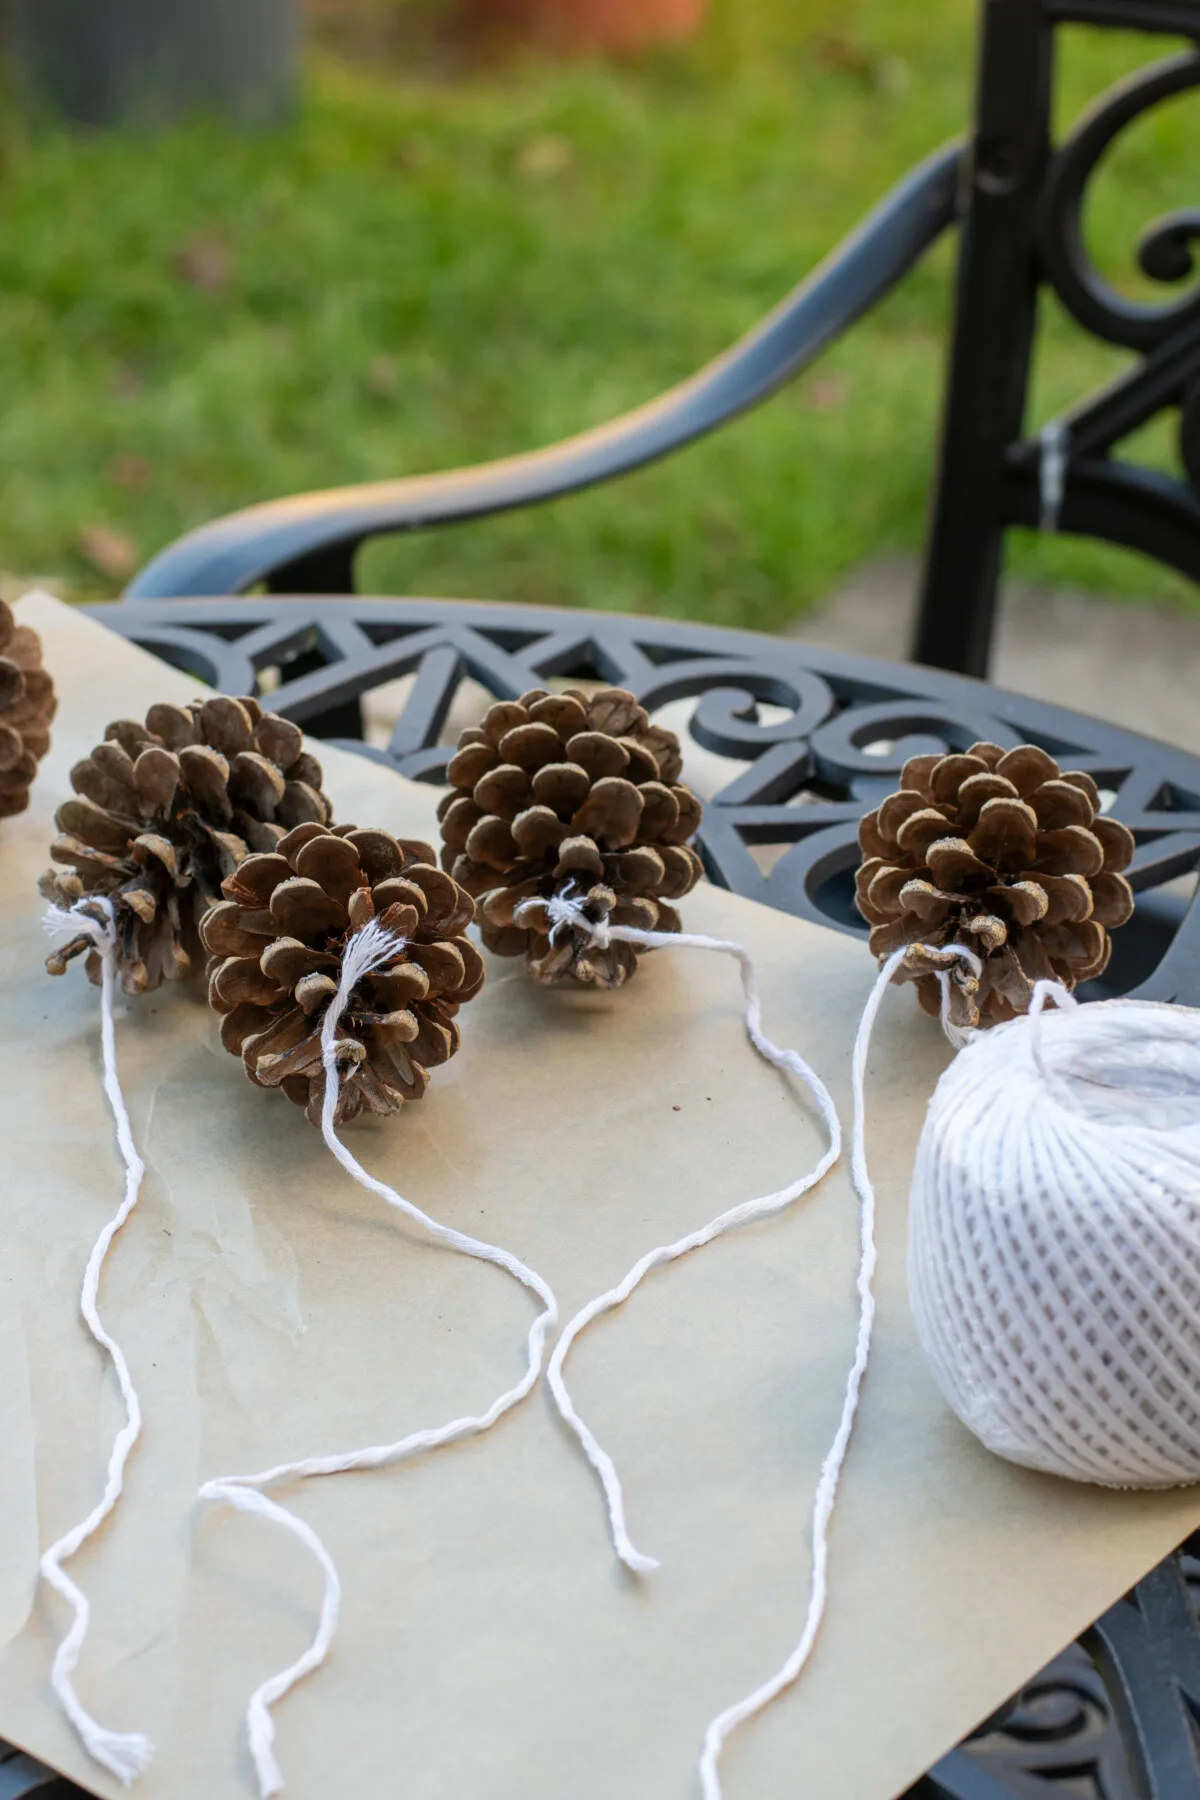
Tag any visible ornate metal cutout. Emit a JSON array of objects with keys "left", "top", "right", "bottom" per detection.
[
  {"left": 86, "top": 595, "right": 1200, "bottom": 1004},
  {"left": 1037, "top": 50, "right": 1200, "bottom": 353},
  {"left": 1002, "top": 47, "right": 1200, "bottom": 589},
  {"left": 912, "top": 1538, "right": 1200, "bottom": 1800}
]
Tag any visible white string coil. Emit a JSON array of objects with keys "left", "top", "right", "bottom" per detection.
[
  {"left": 908, "top": 976, "right": 1200, "bottom": 1487},
  {"left": 1038, "top": 418, "right": 1069, "bottom": 532},
  {"left": 39, "top": 899, "right": 155, "bottom": 1785},
  {"left": 200, "top": 916, "right": 559, "bottom": 1798},
  {"left": 518, "top": 892, "right": 855, "bottom": 1800}
]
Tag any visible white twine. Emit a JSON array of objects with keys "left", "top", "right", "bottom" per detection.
[
  {"left": 517, "top": 891, "right": 855, "bottom": 1800},
  {"left": 200, "top": 916, "right": 559, "bottom": 1798},
  {"left": 194, "top": 1479, "right": 340, "bottom": 1799},
  {"left": 908, "top": 971, "right": 1200, "bottom": 1488},
  {"left": 39, "top": 899, "right": 155, "bottom": 1785},
  {"left": 691, "top": 946, "right": 985, "bottom": 1800}
]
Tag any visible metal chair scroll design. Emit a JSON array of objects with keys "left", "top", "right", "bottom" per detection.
[
  {"left": 125, "top": 0, "right": 1200, "bottom": 680},
  {"left": 920, "top": 0, "right": 1200, "bottom": 675}
]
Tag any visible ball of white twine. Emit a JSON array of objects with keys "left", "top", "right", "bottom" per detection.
[{"left": 908, "top": 981, "right": 1200, "bottom": 1488}]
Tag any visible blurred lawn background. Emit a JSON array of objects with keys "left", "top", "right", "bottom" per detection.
[{"left": 1, "top": 0, "right": 1198, "bottom": 623}]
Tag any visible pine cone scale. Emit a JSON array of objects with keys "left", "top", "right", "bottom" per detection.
[
  {"left": 1035, "top": 872, "right": 1092, "bottom": 923},
  {"left": 1030, "top": 825, "right": 1106, "bottom": 878},
  {"left": 199, "top": 899, "right": 270, "bottom": 957},
  {"left": 211, "top": 955, "right": 283, "bottom": 1009},
  {"left": 240, "top": 1002, "right": 309, "bottom": 1067},
  {"left": 253, "top": 1025, "right": 322, "bottom": 1088},
  {"left": 1090, "top": 871, "right": 1136, "bottom": 927},
  {"left": 0, "top": 725, "right": 25, "bottom": 769},
  {"left": 0, "top": 662, "right": 24, "bottom": 711},
  {"left": 532, "top": 763, "right": 590, "bottom": 811},
  {"left": 224, "top": 851, "right": 294, "bottom": 905}
]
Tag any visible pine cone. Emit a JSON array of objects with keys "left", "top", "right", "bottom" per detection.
[
  {"left": 41, "top": 695, "right": 333, "bottom": 994},
  {"left": 203, "top": 822, "right": 482, "bottom": 1126},
  {"left": 855, "top": 741, "right": 1136, "bottom": 1029},
  {"left": 0, "top": 600, "right": 56, "bottom": 819},
  {"left": 439, "top": 685, "right": 703, "bottom": 988}
]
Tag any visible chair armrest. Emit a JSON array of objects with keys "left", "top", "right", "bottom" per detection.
[{"left": 127, "top": 140, "right": 963, "bottom": 600}]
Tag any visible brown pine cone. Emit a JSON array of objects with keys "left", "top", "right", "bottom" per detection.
[
  {"left": 0, "top": 600, "right": 56, "bottom": 819},
  {"left": 855, "top": 741, "right": 1136, "bottom": 1029},
  {"left": 439, "top": 685, "right": 703, "bottom": 988},
  {"left": 41, "top": 694, "right": 333, "bottom": 995},
  {"left": 203, "top": 823, "right": 482, "bottom": 1126}
]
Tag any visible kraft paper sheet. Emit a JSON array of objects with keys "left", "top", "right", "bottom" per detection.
[{"left": 1, "top": 592, "right": 1197, "bottom": 1800}]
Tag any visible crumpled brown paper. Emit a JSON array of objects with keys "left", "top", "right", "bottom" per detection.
[{"left": 1, "top": 593, "right": 1197, "bottom": 1800}]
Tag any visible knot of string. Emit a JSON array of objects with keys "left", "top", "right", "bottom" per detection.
[
  {"left": 542, "top": 884, "right": 613, "bottom": 948},
  {"left": 39, "top": 898, "right": 154, "bottom": 1785},
  {"left": 199, "top": 915, "right": 558, "bottom": 1799}
]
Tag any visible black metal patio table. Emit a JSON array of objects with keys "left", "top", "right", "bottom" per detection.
[{"left": 4, "top": 587, "right": 1187, "bottom": 1800}]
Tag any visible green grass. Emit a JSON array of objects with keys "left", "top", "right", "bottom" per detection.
[{"left": 1, "top": 0, "right": 1198, "bottom": 625}]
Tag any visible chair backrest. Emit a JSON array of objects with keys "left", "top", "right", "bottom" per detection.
[{"left": 915, "top": 0, "right": 1200, "bottom": 679}]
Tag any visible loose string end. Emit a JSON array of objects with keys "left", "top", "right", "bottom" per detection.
[
  {"left": 246, "top": 1707, "right": 285, "bottom": 1799},
  {"left": 619, "top": 1543, "right": 661, "bottom": 1577},
  {"left": 546, "top": 1311, "right": 661, "bottom": 1573},
  {"left": 41, "top": 1566, "right": 157, "bottom": 1787},
  {"left": 525, "top": 889, "right": 843, "bottom": 1581},
  {"left": 198, "top": 1477, "right": 341, "bottom": 1800},
  {"left": 76, "top": 1722, "right": 155, "bottom": 1787},
  {"left": 38, "top": 896, "right": 153, "bottom": 1781}
]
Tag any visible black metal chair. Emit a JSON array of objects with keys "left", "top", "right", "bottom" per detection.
[{"left": 124, "top": 0, "right": 1200, "bottom": 681}]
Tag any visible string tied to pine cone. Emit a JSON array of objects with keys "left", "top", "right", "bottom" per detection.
[
  {"left": 41, "top": 694, "right": 334, "bottom": 996},
  {"left": 439, "top": 685, "right": 704, "bottom": 989},
  {"left": 855, "top": 740, "right": 1135, "bottom": 1029},
  {"left": 203, "top": 820, "right": 482, "bottom": 1128}
]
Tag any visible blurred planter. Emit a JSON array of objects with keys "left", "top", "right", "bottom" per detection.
[
  {"left": 6, "top": 0, "right": 297, "bottom": 127},
  {"left": 471, "top": 0, "right": 706, "bottom": 56}
]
